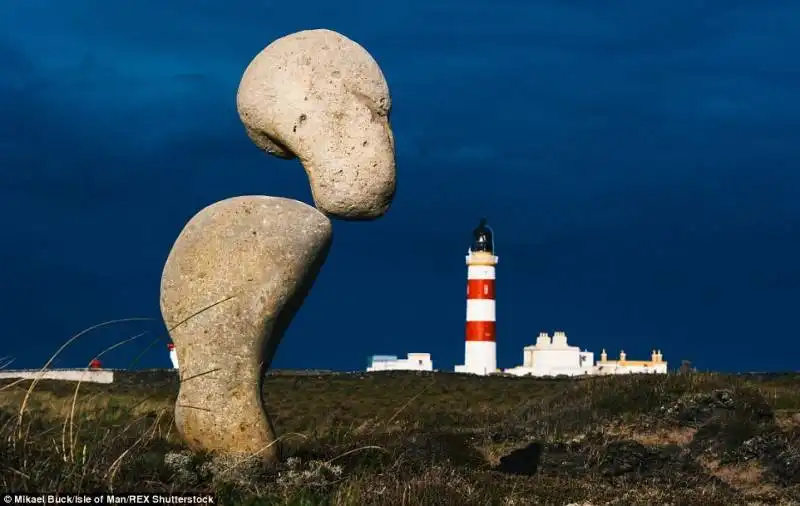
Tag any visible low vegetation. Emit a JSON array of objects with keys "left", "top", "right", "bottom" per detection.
[{"left": 2, "top": 370, "right": 800, "bottom": 505}]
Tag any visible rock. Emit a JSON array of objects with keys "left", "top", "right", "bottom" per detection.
[
  {"left": 724, "top": 432, "right": 787, "bottom": 464},
  {"left": 237, "top": 29, "right": 396, "bottom": 220},
  {"left": 598, "top": 440, "right": 654, "bottom": 476},
  {"left": 774, "top": 447, "right": 800, "bottom": 484},
  {"left": 275, "top": 457, "right": 343, "bottom": 489},
  {"left": 659, "top": 389, "right": 774, "bottom": 429},
  {"left": 164, "top": 451, "right": 199, "bottom": 485},
  {"left": 401, "top": 432, "right": 485, "bottom": 469},
  {"left": 722, "top": 431, "right": 800, "bottom": 485},
  {"left": 495, "top": 442, "right": 542, "bottom": 476},
  {"left": 199, "top": 453, "right": 270, "bottom": 487},
  {"left": 160, "top": 196, "right": 332, "bottom": 464}
]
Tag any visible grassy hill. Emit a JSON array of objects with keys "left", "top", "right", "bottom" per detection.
[{"left": 1, "top": 370, "right": 799, "bottom": 505}]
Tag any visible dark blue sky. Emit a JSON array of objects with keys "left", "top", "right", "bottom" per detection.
[{"left": 1, "top": 1, "right": 798, "bottom": 372}]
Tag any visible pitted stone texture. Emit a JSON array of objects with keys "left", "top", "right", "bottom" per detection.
[
  {"left": 160, "top": 196, "right": 332, "bottom": 463},
  {"left": 237, "top": 29, "right": 396, "bottom": 220}
]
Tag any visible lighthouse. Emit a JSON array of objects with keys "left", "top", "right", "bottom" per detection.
[{"left": 455, "top": 218, "right": 498, "bottom": 375}]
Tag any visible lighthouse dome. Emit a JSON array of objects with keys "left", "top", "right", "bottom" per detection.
[{"left": 471, "top": 218, "right": 495, "bottom": 254}]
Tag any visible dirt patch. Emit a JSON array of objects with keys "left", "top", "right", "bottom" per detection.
[
  {"left": 700, "top": 458, "right": 779, "bottom": 497},
  {"left": 606, "top": 424, "right": 697, "bottom": 447},
  {"left": 775, "top": 410, "right": 800, "bottom": 430}
]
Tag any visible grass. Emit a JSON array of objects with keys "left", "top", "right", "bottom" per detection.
[{"left": 1, "top": 369, "right": 800, "bottom": 505}]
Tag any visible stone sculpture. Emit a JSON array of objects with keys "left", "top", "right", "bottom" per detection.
[
  {"left": 237, "top": 29, "right": 395, "bottom": 220},
  {"left": 160, "top": 29, "right": 396, "bottom": 466}
]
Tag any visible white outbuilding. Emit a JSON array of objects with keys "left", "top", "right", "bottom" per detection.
[
  {"left": 504, "top": 331, "right": 594, "bottom": 377},
  {"left": 594, "top": 349, "right": 668, "bottom": 375},
  {"left": 366, "top": 353, "right": 433, "bottom": 372}
]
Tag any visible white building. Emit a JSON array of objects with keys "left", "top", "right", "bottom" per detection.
[
  {"left": 366, "top": 353, "right": 433, "bottom": 372},
  {"left": 0, "top": 368, "right": 114, "bottom": 384},
  {"left": 504, "top": 331, "right": 668, "bottom": 377},
  {"left": 504, "top": 331, "right": 595, "bottom": 377},
  {"left": 594, "top": 349, "right": 668, "bottom": 375}
]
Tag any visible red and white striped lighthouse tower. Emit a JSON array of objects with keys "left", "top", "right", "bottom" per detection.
[{"left": 455, "top": 218, "right": 498, "bottom": 375}]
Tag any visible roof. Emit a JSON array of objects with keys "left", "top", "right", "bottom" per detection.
[
  {"left": 370, "top": 355, "right": 398, "bottom": 362},
  {"left": 604, "top": 360, "right": 659, "bottom": 366}
]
